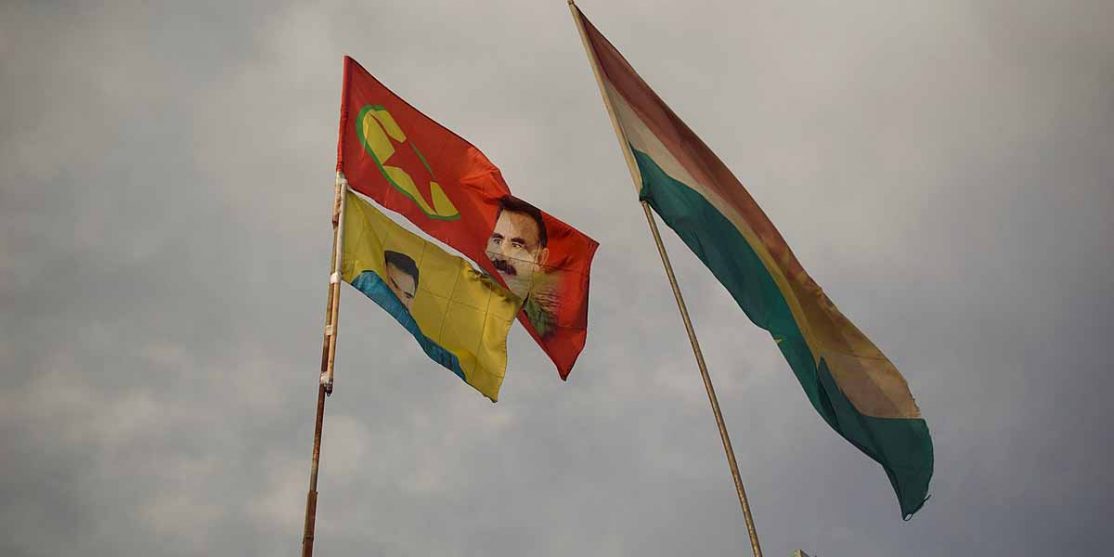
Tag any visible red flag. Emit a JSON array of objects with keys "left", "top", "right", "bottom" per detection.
[{"left": 337, "top": 56, "right": 598, "bottom": 378}]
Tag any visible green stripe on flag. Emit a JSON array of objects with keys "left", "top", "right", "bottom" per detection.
[{"left": 632, "top": 147, "right": 932, "bottom": 517}]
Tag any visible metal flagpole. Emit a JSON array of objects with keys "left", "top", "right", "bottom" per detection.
[
  {"left": 301, "top": 172, "right": 348, "bottom": 557},
  {"left": 566, "top": 3, "right": 764, "bottom": 556}
]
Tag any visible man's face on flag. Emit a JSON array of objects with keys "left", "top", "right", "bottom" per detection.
[
  {"left": 487, "top": 209, "right": 547, "bottom": 299},
  {"left": 385, "top": 261, "right": 417, "bottom": 310}
]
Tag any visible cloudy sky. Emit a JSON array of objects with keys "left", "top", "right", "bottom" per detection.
[{"left": 2, "top": 1, "right": 1112, "bottom": 555}]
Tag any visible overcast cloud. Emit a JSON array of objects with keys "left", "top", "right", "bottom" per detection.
[{"left": 2, "top": 1, "right": 1112, "bottom": 555}]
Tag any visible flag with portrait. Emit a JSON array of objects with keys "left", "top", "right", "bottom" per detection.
[
  {"left": 336, "top": 56, "right": 599, "bottom": 379},
  {"left": 341, "top": 189, "right": 521, "bottom": 401}
]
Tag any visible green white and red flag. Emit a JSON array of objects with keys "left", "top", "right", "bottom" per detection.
[{"left": 574, "top": 6, "right": 933, "bottom": 518}]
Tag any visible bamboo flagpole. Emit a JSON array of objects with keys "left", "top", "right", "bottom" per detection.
[
  {"left": 566, "top": 3, "right": 764, "bottom": 556},
  {"left": 301, "top": 172, "right": 348, "bottom": 557},
  {"left": 323, "top": 173, "right": 348, "bottom": 391}
]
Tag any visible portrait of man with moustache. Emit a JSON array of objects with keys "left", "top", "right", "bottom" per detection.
[{"left": 485, "top": 196, "right": 559, "bottom": 337}]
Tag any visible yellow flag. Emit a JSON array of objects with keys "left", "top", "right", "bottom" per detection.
[{"left": 342, "top": 190, "right": 520, "bottom": 401}]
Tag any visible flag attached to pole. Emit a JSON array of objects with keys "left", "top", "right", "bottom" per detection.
[
  {"left": 573, "top": 6, "right": 933, "bottom": 517},
  {"left": 337, "top": 56, "right": 599, "bottom": 379},
  {"left": 341, "top": 189, "right": 520, "bottom": 401}
]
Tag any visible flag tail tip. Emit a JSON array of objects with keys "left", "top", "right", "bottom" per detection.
[{"left": 903, "top": 494, "right": 931, "bottom": 521}]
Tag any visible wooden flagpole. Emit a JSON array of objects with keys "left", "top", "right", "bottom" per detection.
[
  {"left": 567, "top": 3, "right": 764, "bottom": 556},
  {"left": 301, "top": 172, "right": 348, "bottom": 557}
]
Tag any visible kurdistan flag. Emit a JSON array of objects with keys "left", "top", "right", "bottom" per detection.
[{"left": 574, "top": 6, "right": 933, "bottom": 517}]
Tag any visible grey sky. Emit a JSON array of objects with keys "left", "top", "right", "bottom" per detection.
[{"left": 2, "top": 1, "right": 1112, "bottom": 555}]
